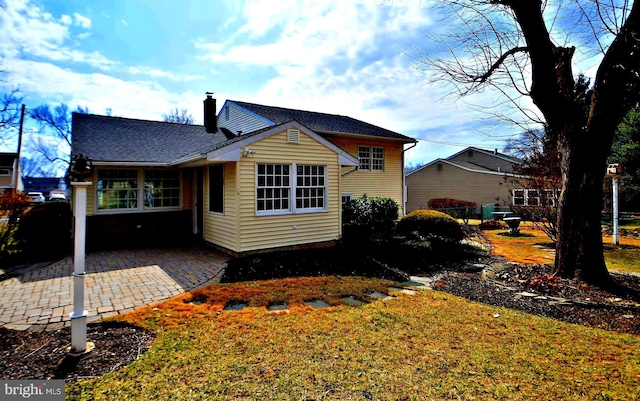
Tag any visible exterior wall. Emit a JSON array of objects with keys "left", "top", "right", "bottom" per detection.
[
  {"left": 203, "top": 162, "right": 239, "bottom": 252},
  {"left": 328, "top": 137, "right": 405, "bottom": 215},
  {"left": 405, "top": 163, "right": 512, "bottom": 212},
  {"left": 0, "top": 175, "right": 13, "bottom": 187},
  {"left": 234, "top": 128, "right": 341, "bottom": 253},
  {"left": 219, "top": 103, "right": 271, "bottom": 136},
  {"left": 448, "top": 150, "right": 517, "bottom": 172}
]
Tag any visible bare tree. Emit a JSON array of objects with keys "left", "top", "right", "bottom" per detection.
[
  {"left": 162, "top": 108, "right": 195, "bottom": 124},
  {"left": 418, "top": 1, "right": 640, "bottom": 285},
  {"left": 28, "top": 103, "right": 89, "bottom": 171}
]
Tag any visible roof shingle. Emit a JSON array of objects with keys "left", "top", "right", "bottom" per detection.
[{"left": 230, "top": 100, "right": 415, "bottom": 142}]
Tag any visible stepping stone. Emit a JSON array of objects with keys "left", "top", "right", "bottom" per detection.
[
  {"left": 515, "top": 291, "right": 538, "bottom": 297},
  {"left": 388, "top": 287, "right": 417, "bottom": 296},
  {"left": 223, "top": 302, "right": 248, "bottom": 311},
  {"left": 340, "top": 296, "right": 365, "bottom": 306},
  {"left": 266, "top": 303, "right": 289, "bottom": 313},
  {"left": 404, "top": 276, "right": 433, "bottom": 288},
  {"left": 368, "top": 291, "right": 394, "bottom": 300},
  {"left": 304, "top": 299, "right": 330, "bottom": 309}
]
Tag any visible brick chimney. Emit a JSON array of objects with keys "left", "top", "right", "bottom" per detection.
[{"left": 204, "top": 92, "right": 217, "bottom": 133}]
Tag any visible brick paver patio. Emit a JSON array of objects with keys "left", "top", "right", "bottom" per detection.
[{"left": 0, "top": 246, "right": 228, "bottom": 331}]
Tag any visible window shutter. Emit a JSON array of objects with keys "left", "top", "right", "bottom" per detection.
[{"left": 287, "top": 129, "right": 300, "bottom": 143}]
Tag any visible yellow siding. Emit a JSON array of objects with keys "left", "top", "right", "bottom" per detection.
[
  {"left": 203, "top": 163, "right": 239, "bottom": 252},
  {"left": 236, "top": 128, "right": 341, "bottom": 253},
  {"left": 406, "top": 163, "right": 511, "bottom": 212},
  {"left": 86, "top": 174, "right": 96, "bottom": 215},
  {"left": 329, "top": 137, "right": 405, "bottom": 215}
]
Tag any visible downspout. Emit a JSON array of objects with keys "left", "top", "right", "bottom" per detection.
[{"left": 402, "top": 141, "right": 418, "bottom": 216}]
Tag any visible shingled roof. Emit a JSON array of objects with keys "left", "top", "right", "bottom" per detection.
[
  {"left": 229, "top": 100, "right": 415, "bottom": 142},
  {"left": 71, "top": 113, "right": 229, "bottom": 164}
]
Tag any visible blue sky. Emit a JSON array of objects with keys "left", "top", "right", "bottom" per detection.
[{"left": 0, "top": 0, "right": 601, "bottom": 173}]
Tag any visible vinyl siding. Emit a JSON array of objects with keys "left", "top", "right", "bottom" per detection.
[
  {"left": 328, "top": 137, "right": 405, "bottom": 215},
  {"left": 219, "top": 103, "right": 271, "bottom": 136},
  {"left": 203, "top": 163, "right": 239, "bottom": 252},
  {"left": 448, "top": 150, "right": 517, "bottom": 172},
  {"left": 236, "top": 128, "right": 341, "bottom": 253},
  {"left": 406, "top": 162, "right": 512, "bottom": 212}
]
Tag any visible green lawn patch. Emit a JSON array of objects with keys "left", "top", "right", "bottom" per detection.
[{"left": 68, "top": 278, "right": 640, "bottom": 401}]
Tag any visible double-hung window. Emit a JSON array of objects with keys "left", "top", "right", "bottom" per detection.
[
  {"left": 296, "top": 165, "right": 325, "bottom": 210},
  {"left": 257, "top": 164, "right": 290, "bottom": 213},
  {"left": 256, "top": 163, "right": 327, "bottom": 215},
  {"left": 358, "top": 146, "right": 384, "bottom": 171}
]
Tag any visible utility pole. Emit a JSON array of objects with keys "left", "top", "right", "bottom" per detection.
[{"left": 14, "top": 104, "right": 25, "bottom": 194}]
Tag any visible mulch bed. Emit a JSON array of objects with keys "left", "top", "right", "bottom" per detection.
[
  {"left": 0, "top": 321, "right": 155, "bottom": 382},
  {"left": 436, "top": 263, "right": 640, "bottom": 335}
]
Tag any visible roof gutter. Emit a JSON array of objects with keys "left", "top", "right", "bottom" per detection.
[
  {"left": 92, "top": 161, "right": 169, "bottom": 167},
  {"left": 317, "top": 129, "right": 417, "bottom": 144}
]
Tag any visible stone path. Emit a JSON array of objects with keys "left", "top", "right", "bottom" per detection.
[{"left": 0, "top": 246, "right": 228, "bottom": 331}]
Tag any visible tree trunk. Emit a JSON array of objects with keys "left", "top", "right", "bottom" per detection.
[{"left": 553, "top": 135, "right": 612, "bottom": 286}]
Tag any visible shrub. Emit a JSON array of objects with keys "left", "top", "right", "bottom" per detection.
[
  {"left": 342, "top": 196, "right": 399, "bottom": 244},
  {"left": 0, "top": 191, "right": 31, "bottom": 254},
  {"left": 478, "top": 220, "right": 507, "bottom": 230},
  {"left": 14, "top": 201, "right": 72, "bottom": 261},
  {"left": 396, "top": 209, "right": 464, "bottom": 243},
  {"left": 427, "top": 198, "right": 478, "bottom": 224}
]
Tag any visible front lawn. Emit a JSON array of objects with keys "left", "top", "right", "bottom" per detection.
[{"left": 67, "top": 277, "right": 640, "bottom": 400}]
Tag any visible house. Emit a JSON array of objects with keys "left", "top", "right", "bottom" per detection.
[
  {"left": 405, "top": 147, "right": 521, "bottom": 213},
  {"left": 0, "top": 153, "right": 23, "bottom": 195},
  {"left": 71, "top": 94, "right": 416, "bottom": 254},
  {"left": 23, "top": 176, "right": 66, "bottom": 199}
]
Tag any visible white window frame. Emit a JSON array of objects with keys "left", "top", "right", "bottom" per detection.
[
  {"left": 513, "top": 189, "right": 559, "bottom": 207},
  {"left": 255, "top": 163, "right": 328, "bottom": 216},
  {"left": 96, "top": 168, "right": 182, "bottom": 214},
  {"left": 0, "top": 168, "right": 10, "bottom": 176},
  {"left": 358, "top": 146, "right": 384, "bottom": 172},
  {"left": 256, "top": 163, "right": 291, "bottom": 215},
  {"left": 295, "top": 165, "right": 326, "bottom": 212}
]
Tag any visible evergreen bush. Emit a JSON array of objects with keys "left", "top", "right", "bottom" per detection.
[{"left": 396, "top": 209, "right": 464, "bottom": 243}]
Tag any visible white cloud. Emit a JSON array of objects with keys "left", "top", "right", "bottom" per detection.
[
  {"left": 127, "top": 66, "right": 205, "bottom": 82},
  {"left": 73, "top": 13, "right": 91, "bottom": 29},
  {"left": 121, "top": 19, "right": 128, "bottom": 26},
  {"left": 60, "top": 14, "right": 72, "bottom": 25}
]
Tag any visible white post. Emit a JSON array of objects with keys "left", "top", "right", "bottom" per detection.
[
  {"left": 70, "top": 181, "right": 91, "bottom": 353},
  {"left": 612, "top": 176, "right": 619, "bottom": 246}
]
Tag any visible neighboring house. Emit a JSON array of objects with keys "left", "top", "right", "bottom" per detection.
[
  {"left": 405, "top": 147, "right": 521, "bottom": 212},
  {"left": 0, "top": 153, "right": 23, "bottom": 195},
  {"left": 71, "top": 94, "right": 416, "bottom": 254},
  {"left": 23, "top": 177, "right": 66, "bottom": 199}
]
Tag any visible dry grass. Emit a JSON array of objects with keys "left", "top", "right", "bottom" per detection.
[
  {"left": 67, "top": 277, "right": 640, "bottom": 400},
  {"left": 486, "top": 227, "right": 640, "bottom": 274}
]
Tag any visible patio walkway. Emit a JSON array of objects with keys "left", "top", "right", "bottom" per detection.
[{"left": 0, "top": 246, "right": 229, "bottom": 331}]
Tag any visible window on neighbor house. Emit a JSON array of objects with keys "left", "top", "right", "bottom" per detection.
[
  {"left": 513, "top": 189, "right": 525, "bottom": 206},
  {"left": 295, "top": 165, "right": 325, "bottom": 210},
  {"left": 209, "top": 165, "right": 224, "bottom": 213},
  {"left": 0, "top": 168, "right": 10, "bottom": 176},
  {"left": 527, "top": 189, "right": 540, "bottom": 207},
  {"left": 358, "top": 146, "right": 384, "bottom": 171},
  {"left": 144, "top": 170, "right": 180, "bottom": 209},
  {"left": 97, "top": 169, "right": 139, "bottom": 210}
]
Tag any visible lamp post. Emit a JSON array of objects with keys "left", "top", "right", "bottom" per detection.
[
  {"left": 607, "top": 164, "right": 622, "bottom": 246},
  {"left": 69, "top": 155, "right": 94, "bottom": 354}
]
